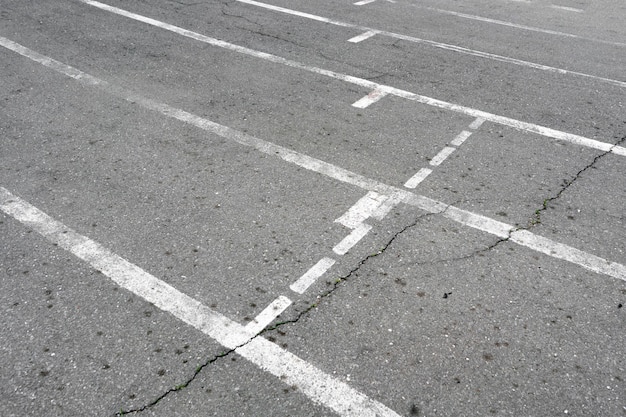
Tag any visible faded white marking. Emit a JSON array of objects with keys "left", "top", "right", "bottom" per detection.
[
  {"left": 0, "top": 188, "right": 401, "bottom": 417},
  {"left": 371, "top": 192, "right": 404, "bottom": 220},
  {"left": 352, "top": 88, "right": 388, "bottom": 108},
  {"left": 290, "top": 258, "right": 336, "bottom": 294},
  {"left": 404, "top": 168, "right": 433, "bottom": 189},
  {"left": 245, "top": 296, "right": 292, "bottom": 334},
  {"left": 348, "top": 30, "right": 379, "bottom": 43},
  {"left": 430, "top": 146, "right": 457, "bottom": 166},
  {"left": 336, "top": 191, "right": 388, "bottom": 229},
  {"left": 469, "top": 117, "right": 486, "bottom": 130},
  {"left": 333, "top": 223, "right": 373, "bottom": 255},
  {"left": 450, "top": 130, "right": 473, "bottom": 147},
  {"left": 550, "top": 4, "right": 583, "bottom": 13}
]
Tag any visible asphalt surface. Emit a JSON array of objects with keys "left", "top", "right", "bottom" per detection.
[{"left": 1, "top": 0, "right": 625, "bottom": 416}]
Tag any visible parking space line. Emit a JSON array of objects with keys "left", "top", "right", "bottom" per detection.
[
  {"left": 550, "top": 5, "right": 583, "bottom": 13},
  {"left": 352, "top": 88, "right": 388, "bottom": 108},
  {"left": 348, "top": 30, "right": 379, "bottom": 43},
  {"left": 430, "top": 146, "right": 457, "bottom": 166},
  {"left": 65, "top": 4, "right": 626, "bottom": 155},
  {"left": 353, "top": 0, "right": 377, "bottom": 6},
  {"left": 335, "top": 191, "right": 388, "bottom": 228},
  {"left": 0, "top": 188, "right": 400, "bottom": 417},
  {"left": 404, "top": 168, "right": 433, "bottom": 189},
  {"left": 245, "top": 295, "right": 292, "bottom": 334},
  {"left": 4, "top": 37, "right": 625, "bottom": 283},
  {"left": 333, "top": 223, "right": 373, "bottom": 255},
  {"left": 228, "top": 0, "right": 626, "bottom": 89},
  {"left": 290, "top": 258, "right": 337, "bottom": 294},
  {"left": 449, "top": 130, "right": 473, "bottom": 147}
]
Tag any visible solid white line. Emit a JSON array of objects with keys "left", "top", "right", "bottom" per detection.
[
  {"left": 352, "top": 88, "right": 388, "bottom": 108},
  {"left": 290, "top": 258, "right": 336, "bottom": 294},
  {"left": 404, "top": 168, "right": 433, "bottom": 189},
  {"left": 230, "top": 0, "right": 626, "bottom": 88},
  {"left": 550, "top": 5, "right": 583, "bottom": 13},
  {"left": 430, "top": 146, "right": 457, "bottom": 166},
  {"left": 354, "top": 0, "right": 377, "bottom": 5},
  {"left": 348, "top": 30, "right": 379, "bottom": 43},
  {"left": 468, "top": 117, "right": 486, "bottom": 130},
  {"left": 449, "top": 130, "right": 473, "bottom": 147},
  {"left": 335, "top": 191, "right": 388, "bottom": 229},
  {"left": 245, "top": 295, "right": 292, "bottom": 334},
  {"left": 333, "top": 223, "right": 373, "bottom": 255},
  {"left": 0, "top": 188, "right": 401, "bottom": 417},
  {"left": 4, "top": 37, "right": 626, "bottom": 283}
]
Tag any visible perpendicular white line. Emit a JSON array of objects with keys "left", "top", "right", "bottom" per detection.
[
  {"left": 430, "top": 146, "right": 457, "bottom": 166},
  {"left": 449, "top": 130, "right": 473, "bottom": 147},
  {"left": 335, "top": 191, "right": 388, "bottom": 229},
  {"left": 348, "top": 30, "right": 379, "bottom": 43},
  {"left": 60, "top": 5, "right": 625, "bottom": 154},
  {"left": 245, "top": 295, "right": 292, "bottom": 334},
  {"left": 550, "top": 5, "right": 583, "bottom": 13},
  {"left": 352, "top": 88, "right": 388, "bottom": 108},
  {"left": 371, "top": 192, "right": 404, "bottom": 220},
  {"left": 290, "top": 258, "right": 336, "bottom": 294},
  {"left": 5, "top": 37, "right": 626, "bottom": 284},
  {"left": 231, "top": 0, "right": 626, "bottom": 89},
  {"left": 333, "top": 223, "right": 373, "bottom": 255},
  {"left": 468, "top": 117, "right": 486, "bottom": 130},
  {"left": 404, "top": 168, "right": 433, "bottom": 189},
  {"left": 0, "top": 188, "right": 401, "bottom": 417}
]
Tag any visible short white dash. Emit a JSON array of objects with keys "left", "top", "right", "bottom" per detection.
[
  {"left": 352, "top": 88, "right": 388, "bottom": 109},
  {"left": 468, "top": 117, "right": 485, "bottom": 130},
  {"left": 550, "top": 4, "right": 583, "bottom": 12},
  {"left": 371, "top": 192, "right": 404, "bottom": 220},
  {"left": 449, "top": 130, "right": 473, "bottom": 147},
  {"left": 245, "top": 295, "right": 292, "bottom": 334},
  {"left": 290, "top": 258, "right": 336, "bottom": 294},
  {"left": 430, "top": 146, "right": 456, "bottom": 166},
  {"left": 336, "top": 191, "right": 388, "bottom": 229},
  {"left": 348, "top": 30, "right": 379, "bottom": 43},
  {"left": 354, "top": 0, "right": 377, "bottom": 5},
  {"left": 404, "top": 168, "right": 433, "bottom": 189},
  {"left": 333, "top": 223, "right": 373, "bottom": 255}
]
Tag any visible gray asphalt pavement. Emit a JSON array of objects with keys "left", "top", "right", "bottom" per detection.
[{"left": 1, "top": 0, "right": 625, "bottom": 416}]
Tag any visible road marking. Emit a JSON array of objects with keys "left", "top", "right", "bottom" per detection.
[
  {"left": 69, "top": 3, "right": 626, "bottom": 155},
  {"left": 0, "top": 188, "right": 400, "bottom": 417},
  {"left": 348, "top": 30, "right": 379, "bottom": 43},
  {"left": 4, "top": 37, "right": 625, "bottom": 283},
  {"left": 245, "top": 295, "right": 292, "bottom": 334},
  {"left": 430, "top": 146, "right": 457, "bottom": 166},
  {"left": 450, "top": 130, "right": 473, "bottom": 147},
  {"left": 290, "top": 258, "right": 337, "bottom": 294},
  {"left": 335, "top": 191, "right": 388, "bottom": 229},
  {"left": 404, "top": 168, "right": 433, "bottom": 189},
  {"left": 353, "top": 0, "right": 377, "bottom": 5},
  {"left": 333, "top": 223, "right": 373, "bottom": 255},
  {"left": 352, "top": 88, "right": 388, "bottom": 108},
  {"left": 550, "top": 5, "right": 583, "bottom": 13},
  {"left": 227, "top": 0, "right": 626, "bottom": 89},
  {"left": 468, "top": 117, "right": 486, "bottom": 130}
]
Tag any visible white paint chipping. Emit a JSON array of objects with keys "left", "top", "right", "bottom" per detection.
[
  {"left": 430, "top": 146, "right": 457, "bottom": 166},
  {"left": 404, "top": 168, "right": 433, "bottom": 189},
  {"left": 0, "top": 188, "right": 401, "bottom": 417},
  {"left": 333, "top": 223, "right": 373, "bottom": 255},
  {"left": 245, "top": 296, "right": 292, "bottom": 334},
  {"left": 336, "top": 191, "right": 388, "bottom": 229},
  {"left": 450, "top": 130, "right": 473, "bottom": 147},
  {"left": 348, "top": 30, "right": 379, "bottom": 43},
  {"left": 352, "top": 88, "right": 388, "bottom": 108},
  {"left": 290, "top": 258, "right": 336, "bottom": 294},
  {"left": 468, "top": 117, "right": 486, "bottom": 130},
  {"left": 550, "top": 4, "right": 583, "bottom": 13}
]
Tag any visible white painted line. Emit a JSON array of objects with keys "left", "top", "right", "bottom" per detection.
[
  {"left": 468, "top": 117, "right": 486, "bottom": 130},
  {"left": 449, "top": 130, "right": 473, "bottom": 147},
  {"left": 354, "top": 0, "right": 377, "bottom": 5},
  {"left": 550, "top": 5, "right": 583, "bottom": 13},
  {"left": 333, "top": 223, "right": 373, "bottom": 255},
  {"left": 228, "top": 0, "right": 626, "bottom": 89},
  {"left": 245, "top": 295, "right": 292, "bottom": 334},
  {"left": 5, "top": 37, "right": 626, "bottom": 283},
  {"left": 430, "top": 146, "right": 457, "bottom": 166},
  {"left": 371, "top": 192, "right": 404, "bottom": 220},
  {"left": 404, "top": 168, "right": 433, "bottom": 189},
  {"left": 0, "top": 188, "right": 401, "bottom": 417},
  {"left": 348, "top": 30, "right": 379, "bottom": 43},
  {"left": 352, "top": 88, "right": 388, "bottom": 108},
  {"left": 290, "top": 258, "right": 336, "bottom": 294},
  {"left": 335, "top": 191, "right": 388, "bottom": 229}
]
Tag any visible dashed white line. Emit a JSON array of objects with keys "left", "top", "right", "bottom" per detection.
[
  {"left": 404, "top": 168, "right": 433, "bottom": 189},
  {"left": 348, "top": 30, "right": 379, "bottom": 43},
  {"left": 468, "top": 117, "right": 486, "bottom": 130},
  {"left": 333, "top": 223, "right": 373, "bottom": 255},
  {"left": 335, "top": 191, "right": 388, "bottom": 229},
  {"left": 550, "top": 5, "right": 583, "bottom": 13},
  {"left": 351, "top": 88, "right": 388, "bottom": 108},
  {"left": 430, "top": 146, "right": 457, "bottom": 166},
  {"left": 245, "top": 295, "right": 292, "bottom": 334},
  {"left": 0, "top": 188, "right": 401, "bottom": 417},
  {"left": 290, "top": 257, "right": 337, "bottom": 294},
  {"left": 353, "top": 0, "right": 377, "bottom": 5},
  {"left": 449, "top": 130, "right": 473, "bottom": 147}
]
